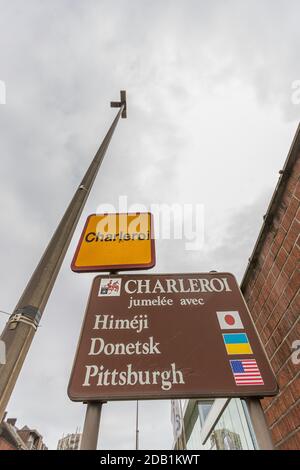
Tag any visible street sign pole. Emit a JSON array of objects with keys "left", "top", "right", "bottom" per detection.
[
  {"left": 0, "top": 92, "right": 127, "bottom": 422},
  {"left": 135, "top": 400, "right": 139, "bottom": 450},
  {"left": 179, "top": 400, "right": 187, "bottom": 450},
  {"left": 80, "top": 270, "right": 119, "bottom": 451},
  {"left": 80, "top": 402, "right": 104, "bottom": 450},
  {"left": 245, "top": 397, "right": 274, "bottom": 450}
]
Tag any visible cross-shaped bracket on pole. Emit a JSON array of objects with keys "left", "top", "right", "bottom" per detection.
[{"left": 110, "top": 90, "right": 127, "bottom": 118}]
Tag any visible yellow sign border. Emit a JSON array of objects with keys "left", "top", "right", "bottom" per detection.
[{"left": 71, "top": 212, "right": 156, "bottom": 272}]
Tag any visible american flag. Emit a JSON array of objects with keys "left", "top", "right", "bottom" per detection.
[{"left": 230, "top": 359, "right": 264, "bottom": 386}]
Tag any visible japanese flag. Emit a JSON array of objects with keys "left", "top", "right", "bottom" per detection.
[{"left": 216, "top": 311, "right": 244, "bottom": 330}]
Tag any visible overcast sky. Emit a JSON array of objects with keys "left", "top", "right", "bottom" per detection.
[{"left": 0, "top": 0, "right": 299, "bottom": 450}]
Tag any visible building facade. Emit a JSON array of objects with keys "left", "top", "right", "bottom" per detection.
[
  {"left": 176, "top": 124, "right": 300, "bottom": 451},
  {"left": 57, "top": 432, "right": 82, "bottom": 450},
  {"left": 0, "top": 415, "right": 47, "bottom": 450},
  {"left": 184, "top": 398, "right": 258, "bottom": 450},
  {"left": 241, "top": 125, "right": 300, "bottom": 449}
]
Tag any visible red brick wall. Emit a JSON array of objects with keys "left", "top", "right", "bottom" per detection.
[
  {"left": 0, "top": 437, "right": 16, "bottom": 450},
  {"left": 242, "top": 157, "right": 300, "bottom": 450}
]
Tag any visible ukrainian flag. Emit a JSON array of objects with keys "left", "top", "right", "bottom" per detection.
[{"left": 223, "top": 333, "right": 253, "bottom": 355}]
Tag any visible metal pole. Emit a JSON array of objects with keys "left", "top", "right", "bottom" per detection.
[
  {"left": 80, "top": 270, "right": 118, "bottom": 450},
  {"left": 80, "top": 402, "right": 103, "bottom": 450},
  {"left": 135, "top": 400, "right": 139, "bottom": 450},
  {"left": 245, "top": 397, "right": 274, "bottom": 450},
  {"left": 179, "top": 399, "right": 187, "bottom": 449},
  {"left": 0, "top": 92, "right": 127, "bottom": 421}
]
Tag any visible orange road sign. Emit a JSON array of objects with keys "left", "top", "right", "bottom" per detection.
[{"left": 71, "top": 212, "right": 155, "bottom": 272}]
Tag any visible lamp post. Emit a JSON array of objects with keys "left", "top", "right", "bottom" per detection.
[{"left": 0, "top": 91, "right": 127, "bottom": 421}]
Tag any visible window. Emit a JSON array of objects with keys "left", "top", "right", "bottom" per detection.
[{"left": 186, "top": 399, "right": 257, "bottom": 450}]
